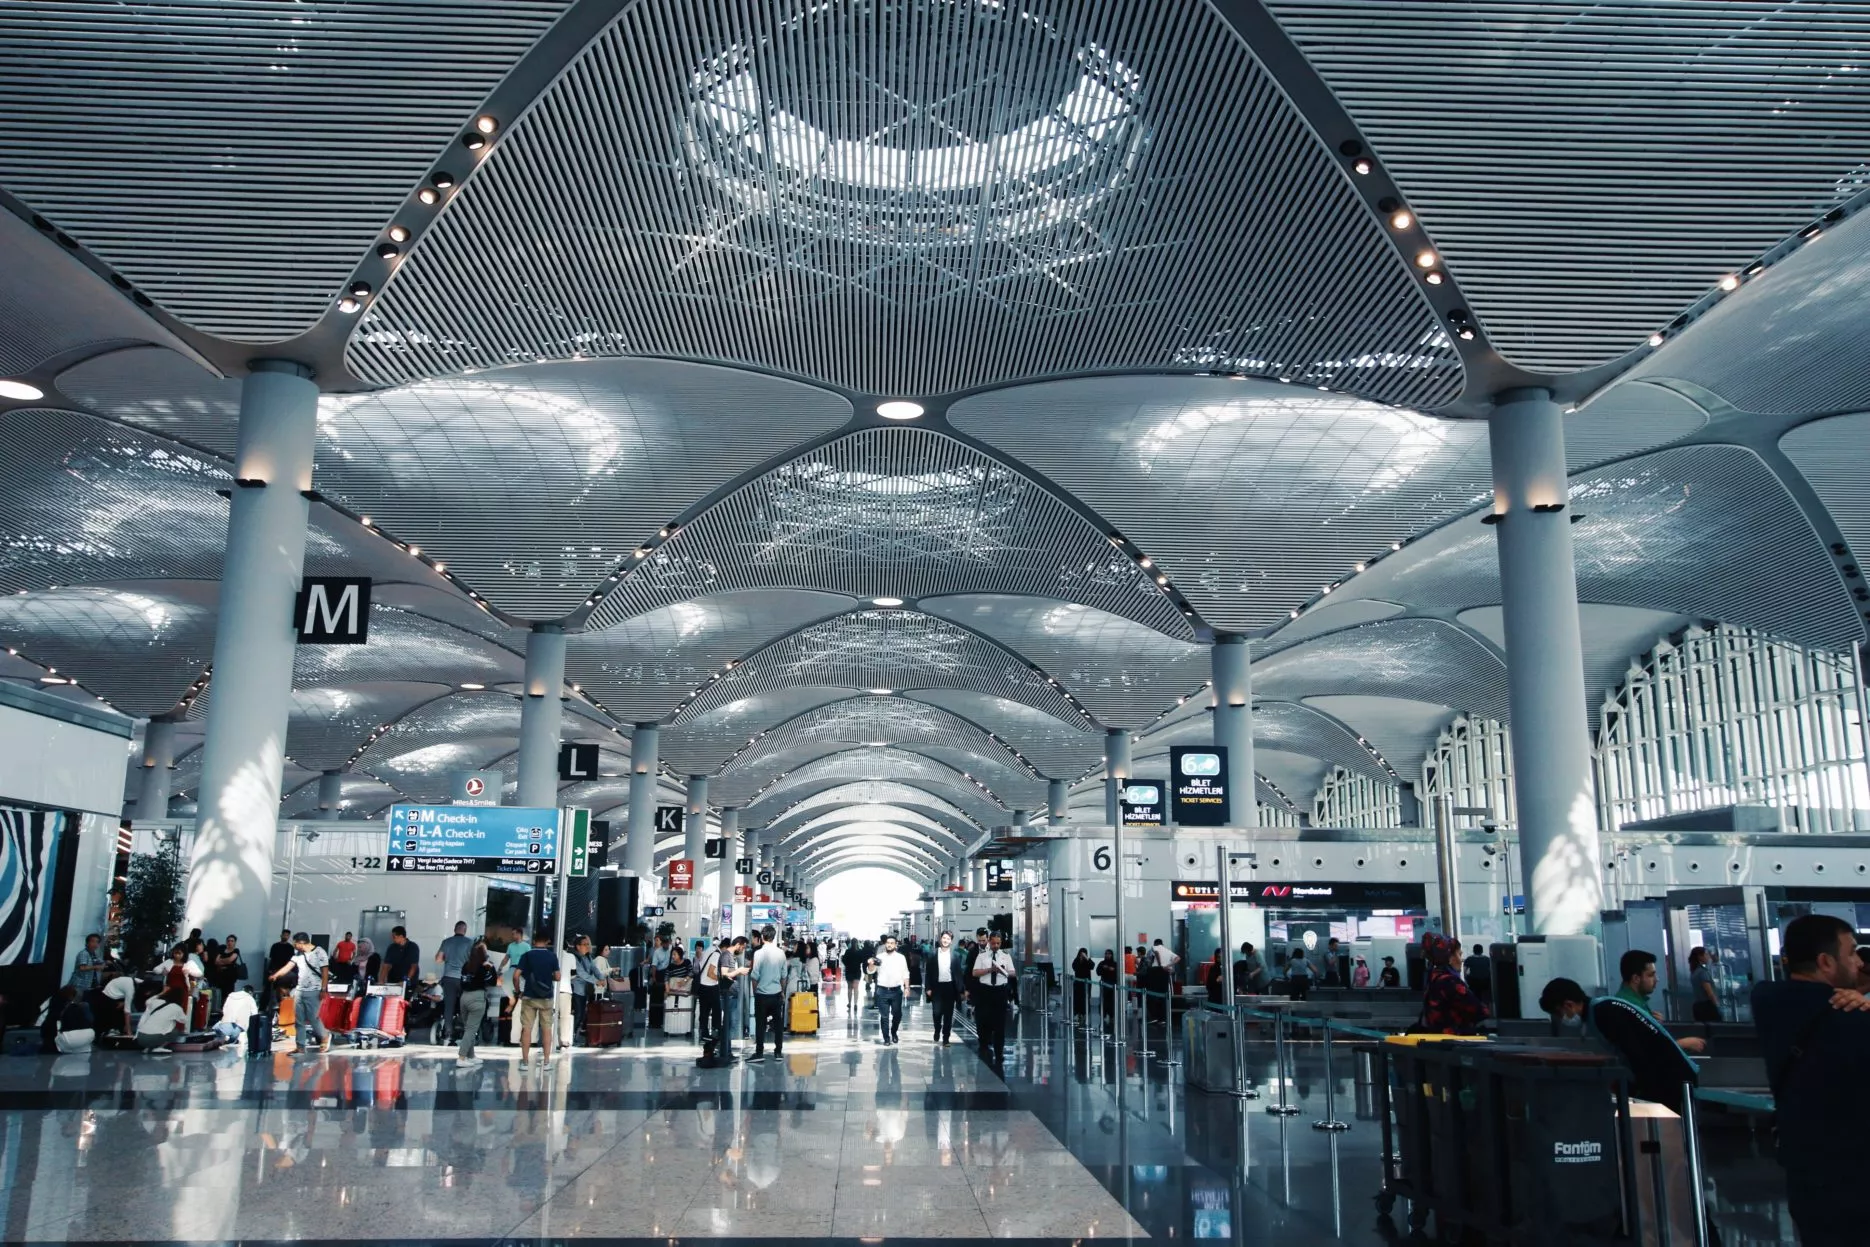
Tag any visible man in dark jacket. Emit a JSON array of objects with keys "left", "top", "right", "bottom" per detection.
[{"left": 1752, "top": 914, "right": 1870, "bottom": 1247}]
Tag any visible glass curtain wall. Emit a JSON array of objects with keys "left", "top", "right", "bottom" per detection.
[
  {"left": 1312, "top": 765, "right": 1403, "bottom": 828},
  {"left": 1596, "top": 624, "right": 1870, "bottom": 832},
  {"left": 1420, "top": 715, "right": 1516, "bottom": 830}
]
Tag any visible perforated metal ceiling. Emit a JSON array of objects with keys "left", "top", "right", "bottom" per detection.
[
  {"left": 675, "top": 609, "right": 1084, "bottom": 727},
  {"left": 588, "top": 428, "right": 1191, "bottom": 636},
  {"left": 740, "top": 754, "right": 1007, "bottom": 828},
  {"left": 0, "top": 215, "right": 190, "bottom": 377},
  {"left": 0, "top": 0, "right": 570, "bottom": 341},
  {"left": 1254, "top": 618, "right": 1512, "bottom": 722},
  {"left": 1783, "top": 414, "right": 1870, "bottom": 581},
  {"left": 0, "top": 582, "right": 216, "bottom": 716},
  {"left": 1337, "top": 445, "right": 1862, "bottom": 649},
  {"left": 905, "top": 690, "right": 1104, "bottom": 779},
  {"left": 919, "top": 594, "right": 1208, "bottom": 727},
  {"left": 1266, "top": 0, "right": 1870, "bottom": 373},
  {"left": 951, "top": 374, "right": 1705, "bottom": 629},
  {"left": 348, "top": 0, "right": 1459, "bottom": 406}
]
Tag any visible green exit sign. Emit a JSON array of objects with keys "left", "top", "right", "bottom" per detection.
[{"left": 565, "top": 808, "right": 592, "bottom": 878}]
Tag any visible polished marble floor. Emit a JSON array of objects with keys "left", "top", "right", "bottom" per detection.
[{"left": 0, "top": 983, "right": 1797, "bottom": 1245}]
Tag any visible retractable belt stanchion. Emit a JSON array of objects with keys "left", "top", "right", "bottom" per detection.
[
  {"left": 1311, "top": 1019, "right": 1348, "bottom": 1131},
  {"left": 1160, "top": 984, "right": 1182, "bottom": 1067},
  {"left": 1265, "top": 1005, "right": 1299, "bottom": 1116},
  {"left": 1133, "top": 982, "right": 1154, "bottom": 1057}
]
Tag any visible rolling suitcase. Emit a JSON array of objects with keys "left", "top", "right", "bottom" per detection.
[
  {"left": 357, "top": 995, "right": 384, "bottom": 1032},
  {"left": 320, "top": 994, "right": 352, "bottom": 1034},
  {"left": 377, "top": 995, "right": 408, "bottom": 1041},
  {"left": 788, "top": 991, "right": 819, "bottom": 1035},
  {"left": 585, "top": 999, "right": 624, "bottom": 1047},
  {"left": 190, "top": 992, "right": 211, "bottom": 1031},
  {"left": 248, "top": 1011, "right": 273, "bottom": 1056},
  {"left": 662, "top": 996, "right": 694, "bottom": 1036}
]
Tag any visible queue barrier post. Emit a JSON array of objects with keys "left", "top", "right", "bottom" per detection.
[
  {"left": 1265, "top": 1006, "right": 1299, "bottom": 1116},
  {"left": 1311, "top": 1019, "right": 1349, "bottom": 1131}
]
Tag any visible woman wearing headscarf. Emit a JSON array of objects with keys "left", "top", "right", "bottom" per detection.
[
  {"left": 353, "top": 938, "right": 380, "bottom": 986},
  {"left": 1415, "top": 932, "right": 1488, "bottom": 1035}
]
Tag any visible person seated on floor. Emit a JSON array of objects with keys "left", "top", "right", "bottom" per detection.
[
  {"left": 215, "top": 987, "right": 260, "bottom": 1047},
  {"left": 39, "top": 987, "right": 96, "bottom": 1054},
  {"left": 135, "top": 987, "right": 188, "bottom": 1052},
  {"left": 98, "top": 969, "right": 139, "bottom": 1034}
]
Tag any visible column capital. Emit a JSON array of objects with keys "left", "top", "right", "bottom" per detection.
[{"left": 248, "top": 358, "right": 315, "bottom": 380}]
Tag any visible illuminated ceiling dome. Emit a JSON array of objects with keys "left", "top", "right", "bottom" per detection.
[{"left": 685, "top": 0, "right": 1148, "bottom": 262}]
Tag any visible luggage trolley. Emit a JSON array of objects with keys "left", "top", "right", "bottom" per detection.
[{"left": 352, "top": 983, "right": 410, "bottom": 1049}]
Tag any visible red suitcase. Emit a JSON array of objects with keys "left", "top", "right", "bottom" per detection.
[
  {"left": 319, "top": 995, "right": 352, "bottom": 1033},
  {"left": 345, "top": 997, "right": 365, "bottom": 1031},
  {"left": 376, "top": 995, "right": 408, "bottom": 1038},
  {"left": 190, "top": 992, "right": 210, "bottom": 1031}
]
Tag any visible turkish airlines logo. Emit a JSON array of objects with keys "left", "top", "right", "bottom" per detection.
[
  {"left": 1260, "top": 885, "right": 1292, "bottom": 898},
  {"left": 463, "top": 777, "right": 486, "bottom": 798}
]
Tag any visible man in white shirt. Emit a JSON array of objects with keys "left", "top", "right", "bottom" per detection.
[
  {"left": 928, "top": 931, "right": 963, "bottom": 1044},
  {"left": 873, "top": 936, "right": 910, "bottom": 1045},
  {"left": 971, "top": 932, "right": 1016, "bottom": 1066},
  {"left": 100, "top": 972, "right": 138, "bottom": 1034},
  {"left": 749, "top": 927, "right": 789, "bottom": 1059}
]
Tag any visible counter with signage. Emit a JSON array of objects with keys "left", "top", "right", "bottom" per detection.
[{"left": 1169, "top": 876, "right": 1429, "bottom": 987}]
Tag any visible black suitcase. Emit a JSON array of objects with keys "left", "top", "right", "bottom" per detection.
[{"left": 248, "top": 1011, "right": 273, "bottom": 1056}]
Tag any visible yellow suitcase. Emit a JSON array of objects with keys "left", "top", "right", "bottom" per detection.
[{"left": 788, "top": 991, "right": 819, "bottom": 1035}]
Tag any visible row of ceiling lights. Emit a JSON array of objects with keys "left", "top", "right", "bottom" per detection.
[
  {"left": 1340, "top": 141, "right": 1473, "bottom": 343},
  {"left": 339, "top": 115, "right": 498, "bottom": 318},
  {"left": 1643, "top": 203, "right": 1855, "bottom": 351}
]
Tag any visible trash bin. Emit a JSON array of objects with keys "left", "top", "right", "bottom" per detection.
[{"left": 1184, "top": 1010, "right": 1238, "bottom": 1091}]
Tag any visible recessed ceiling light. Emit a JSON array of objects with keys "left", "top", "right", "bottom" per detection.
[
  {"left": 1425, "top": 271, "right": 1444, "bottom": 285},
  {"left": 877, "top": 400, "right": 924, "bottom": 420},
  {"left": 1352, "top": 158, "right": 1373, "bottom": 175},
  {"left": 1390, "top": 209, "right": 1413, "bottom": 230},
  {"left": 460, "top": 682, "right": 485, "bottom": 690},
  {"left": 338, "top": 297, "right": 361, "bottom": 314},
  {"left": 387, "top": 225, "right": 410, "bottom": 243},
  {"left": 1415, "top": 249, "right": 1437, "bottom": 269},
  {"left": 418, "top": 186, "right": 439, "bottom": 205},
  {"left": 0, "top": 379, "right": 44, "bottom": 401},
  {"left": 377, "top": 243, "right": 400, "bottom": 260},
  {"left": 868, "top": 688, "right": 893, "bottom": 695},
  {"left": 1718, "top": 273, "right": 1740, "bottom": 292},
  {"left": 1648, "top": 332, "right": 1665, "bottom": 347},
  {"left": 475, "top": 115, "right": 498, "bottom": 135},
  {"left": 872, "top": 596, "right": 904, "bottom": 607}
]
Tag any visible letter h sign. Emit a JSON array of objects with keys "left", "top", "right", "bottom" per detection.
[{"left": 296, "top": 577, "right": 371, "bottom": 644}]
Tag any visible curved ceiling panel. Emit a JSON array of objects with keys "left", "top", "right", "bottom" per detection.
[
  {"left": 1340, "top": 445, "right": 1862, "bottom": 648},
  {"left": 351, "top": 691, "right": 530, "bottom": 801},
  {"left": 0, "top": 582, "right": 216, "bottom": 716},
  {"left": 662, "top": 685, "right": 858, "bottom": 777},
  {"left": 771, "top": 802, "right": 976, "bottom": 848},
  {"left": 905, "top": 690, "right": 1105, "bottom": 780},
  {"left": 1301, "top": 694, "right": 1457, "bottom": 786},
  {"left": 712, "top": 696, "right": 1040, "bottom": 806},
  {"left": 289, "top": 606, "right": 525, "bottom": 691},
  {"left": 284, "top": 681, "right": 456, "bottom": 774},
  {"left": 313, "top": 361, "right": 851, "bottom": 618},
  {"left": 1267, "top": 0, "right": 1870, "bottom": 372},
  {"left": 1783, "top": 414, "right": 1870, "bottom": 582},
  {"left": 0, "top": 0, "right": 569, "bottom": 340},
  {"left": 1631, "top": 210, "right": 1870, "bottom": 414},
  {"left": 1265, "top": 598, "right": 1406, "bottom": 651},
  {"left": 280, "top": 772, "right": 406, "bottom": 820},
  {"left": 919, "top": 595, "right": 1209, "bottom": 727},
  {"left": 0, "top": 214, "right": 191, "bottom": 377},
  {"left": 0, "top": 407, "right": 228, "bottom": 593},
  {"left": 56, "top": 347, "right": 243, "bottom": 456},
  {"left": 953, "top": 374, "right": 1709, "bottom": 630},
  {"left": 741, "top": 757, "right": 1006, "bottom": 829},
  {"left": 1254, "top": 618, "right": 1511, "bottom": 722},
  {"left": 587, "top": 427, "right": 1192, "bottom": 637},
  {"left": 753, "top": 785, "right": 988, "bottom": 840},
  {"left": 349, "top": 0, "right": 1460, "bottom": 407},
  {"left": 676, "top": 609, "right": 1087, "bottom": 729},
  {"left": 569, "top": 589, "right": 854, "bottom": 725}
]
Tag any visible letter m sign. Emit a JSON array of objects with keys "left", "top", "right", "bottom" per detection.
[{"left": 296, "top": 577, "right": 371, "bottom": 644}]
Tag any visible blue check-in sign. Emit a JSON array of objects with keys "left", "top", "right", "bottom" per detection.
[{"left": 385, "top": 804, "right": 560, "bottom": 874}]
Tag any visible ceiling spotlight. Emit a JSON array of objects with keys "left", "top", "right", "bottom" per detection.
[
  {"left": 460, "top": 682, "right": 485, "bottom": 690},
  {"left": 0, "top": 379, "right": 46, "bottom": 401},
  {"left": 1648, "top": 332, "right": 1665, "bottom": 347},
  {"left": 360, "top": 516, "right": 372, "bottom": 526},
  {"left": 1425, "top": 271, "right": 1444, "bottom": 285},
  {"left": 876, "top": 400, "right": 924, "bottom": 420},
  {"left": 1352, "top": 158, "right": 1373, "bottom": 175},
  {"left": 463, "top": 132, "right": 488, "bottom": 152},
  {"left": 1415, "top": 249, "right": 1438, "bottom": 269},
  {"left": 872, "top": 596, "right": 904, "bottom": 607},
  {"left": 475, "top": 115, "right": 498, "bottom": 135},
  {"left": 349, "top": 281, "right": 371, "bottom": 298},
  {"left": 418, "top": 186, "right": 439, "bottom": 205},
  {"left": 376, "top": 243, "right": 400, "bottom": 260},
  {"left": 1718, "top": 273, "right": 1740, "bottom": 292},
  {"left": 1390, "top": 209, "right": 1413, "bottom": 230},
  {"left": 1457, "top": 328, "right": 1476, "bottom": 341},
  {"left": 386, "top": 224, "right": 410, "bottom": 244},
  {"left": 338, "top": 297, "right": 361, "bottom": 315},
  {"left": 868, "top": 688, "right": 893, "bottom": 696},
  {"left": 1391, "top": 541, "right": 1402, "bottom": 551}
]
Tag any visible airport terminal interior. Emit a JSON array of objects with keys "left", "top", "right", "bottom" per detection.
[{"left": 4, "top": 1, "right": 1870, "bottom": 1244}]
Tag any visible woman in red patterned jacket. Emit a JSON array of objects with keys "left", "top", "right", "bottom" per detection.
[{"left": 1416, "top": 932, "right": 1489, "bottom": 1035}]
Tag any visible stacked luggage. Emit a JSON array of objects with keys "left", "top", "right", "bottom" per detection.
[{"left": 353, "top": 986, "right": 409, "bottom": 1048}]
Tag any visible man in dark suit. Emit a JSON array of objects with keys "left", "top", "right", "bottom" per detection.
[{"left": 928, "top": 931, "right": 966, "bottom": 1044}]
